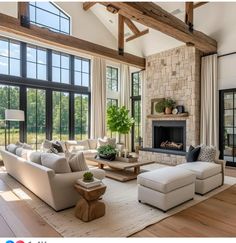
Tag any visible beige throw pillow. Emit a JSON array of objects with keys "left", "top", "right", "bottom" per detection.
[
  {"left": 197, "top": 144, "right": 217, "bottom": 162},
  {"left": 65, "top": 151, "right": 89, "bottom": 172},
  {"left": 15, "top": 147, "right": 34, "bottom": 160},
  {"left": 41, "top": 153, "right": 71, "bottom": 173}
]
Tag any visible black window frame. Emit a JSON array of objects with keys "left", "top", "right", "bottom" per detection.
[
  {"left": 131, "top": 72, "right": 142, "bottom": 152},
  {"left": 29, "top": 1, "right": 71, "bottom": 35},
  {"left": 106, "top": 66, "right": 118, "bottom": 92},
  {"left": 0, "top": 36, "right": 91, "bottom": 148}
]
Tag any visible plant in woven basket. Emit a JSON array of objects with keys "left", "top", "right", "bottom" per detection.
[
  {"left": 97, "top": 144, "right": 117, "bottom": 161},
  {"left": 83, "top": 172, "right": 94, "bottom": 182}
]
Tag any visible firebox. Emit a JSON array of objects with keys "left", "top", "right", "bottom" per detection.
[{"left": 152, "top": 120, "right": 186, "bottom": 152}]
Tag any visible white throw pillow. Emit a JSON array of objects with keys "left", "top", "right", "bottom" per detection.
[
  {"left": 197, "top": 144, "right": 217, "bottom": 162},
  {"left": 88, "top": 139, "right": 97, "bottom": 149},
  {"left": 16, "top": 141, "right": 33, "bottom": 150},
  {"left": 7, "top": 144, "right": 18, "bottom": 154},
  {"left": 15, "top": 147, "right": 33, "bottom": 160},
  {"left": 97, "top": 137, "right": 116, "bottom": 148},
  {"left": 29, "top": 151, "right": 43, "bottom": 165},
  {"left": 97, "top": 138, "right": 108, "bottom": 148},
  {"left": 77, "top": 140, "right": 90, "bottom": 150},
  {"left": 41, "top": 153, "right": 71, "bottom": 173},
  {"left": 65, "top": 151, "right": 89, "bottom": 172}
]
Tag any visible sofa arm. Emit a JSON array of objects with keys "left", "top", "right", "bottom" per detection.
[{"left": 214, "top": 159, "right": 226, "bottom": 185}]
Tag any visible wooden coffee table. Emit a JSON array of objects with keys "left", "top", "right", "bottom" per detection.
[
  {"left": 74, "top": 184, "right": 106, "bottom": 222},
  {"left": 87, "top": 157, "right": 155, "bottom": 182}
]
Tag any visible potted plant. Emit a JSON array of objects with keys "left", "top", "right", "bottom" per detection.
[
  {"left": 155, "top": 100, "right": 165, "bottom": 114},
  {"left": 83, "top": 172, "right": 94, "bottom": 182},
  {"left": 97, "top": 144, "right": 117, "bottom": 161},
  {"left": 164, "top": 98, "right": 176, "bottom": 114},
  {"left": 107, "top": 105, "right": 134, "bottom": 147}
]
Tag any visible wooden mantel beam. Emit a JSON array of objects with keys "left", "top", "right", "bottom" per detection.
[
  {"left": 0, "top": 13, "right": 145, "bottom": 69},
  {"left": 83, "top": 2, "right": 96, "bottom": 11},
  {"left": 101, "top": 2, "right": 216, "bottom": 53}
]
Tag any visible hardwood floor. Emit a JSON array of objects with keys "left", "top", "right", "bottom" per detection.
[{"left": 0, "top": 166, "right": 235, "bottom": 237}]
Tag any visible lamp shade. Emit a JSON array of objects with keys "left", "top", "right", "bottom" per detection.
[{"left": 5, "top": 109, "right": 25, "bottom": 121}]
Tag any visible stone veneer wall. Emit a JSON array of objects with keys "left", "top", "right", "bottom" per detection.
[{"left": 140, "top": 45, "right": 201, "bottom": 165}]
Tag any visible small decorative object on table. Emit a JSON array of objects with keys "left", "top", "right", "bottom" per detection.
[
  {"left": 97, "top": 144, "right": 117, "bottom": 161},
  {"left": 172, "top": 108, "right": 178, "bottom": 115},
  {"left": 176, "top": 105, "right": 185, "bottom": 114},
  {"left": 77, "top": 172, "right": 101, "bottom": 188},
  {"left": 164, "top": 98, "right": 176, "bottom": 114}
]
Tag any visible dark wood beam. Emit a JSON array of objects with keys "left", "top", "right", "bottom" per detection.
[
  {"left": 185, "top": 2, "right": 194, "bottom": 31},
  {"left": 193, "top": 2, "right": 208, "bottom": 9},
  {"left": 126, "top": 29, "right": 149, "bottom": 42},
  {"left": 83, "top": 2, "right": 96, "bottom": 11},
  {"left": 18, "top": 2, "right": 30, "bottom": 28},
  {"left": 101, "top": 2, "right": 217, "bottom": 53},
  {"left": 106, "top": 5, "right": 119, "bottom": 14},
  {"left": 118, "top": 14, "right": 124, "bottom": 55},
  {"left": 0, "top": 13, "right": 145, "bottom": 68},
  {"left": 124, "top": 18, "right": 139, "bottom": 35}
]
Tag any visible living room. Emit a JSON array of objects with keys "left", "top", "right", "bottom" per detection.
[{"left": 0, "top": 0, "right": 236, "bottom": 241}]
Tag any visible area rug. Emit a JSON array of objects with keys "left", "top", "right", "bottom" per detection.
[{"left": 0, "top": 164, "right": 236, "bottom": 237}]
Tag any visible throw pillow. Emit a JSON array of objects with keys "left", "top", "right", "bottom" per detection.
[
  {"left": 52, "top": 142, "right": 64, "bottom": 153},
  {"left": 65, "top": 151, "right": 89, "bottom": 172},
  {"left": 41, "top": 153, "right": 71, "bottom": 173},
  {"left": 15, "top": 147, "right": 33, "bottom": 160},
  {"left": 42, "top": 139, "right": 53, "bottom": 150},
  {"left": 15, "top": 141, "right": 33, "bottom": 150},
  {"left": 77, "top": 140, "right": 90, "bottom": 150},
  {"left": 197, "top": 144, "right": 217, "bottom": 162},
  {"left": 97, "top": 138, "right": 108, "bottom": 148},
  {"left": 7, "top": 144, "right": 18, "bottom": 154},
  {"left": 107, "top": 138, "right": 116, "bottom": 147},
  {"left": 186, "top": 145, "right": 201, "bottom": 162},
  {"left": 88, "top": 139, "right": 97, "bottom": 149},
  {"left": 29, "top": 151, "right": 43, "bottom": 165}
]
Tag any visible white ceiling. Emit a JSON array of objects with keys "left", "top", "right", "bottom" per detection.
[{"left": 90, "top": 2, "right": 236, "bottom": 57}]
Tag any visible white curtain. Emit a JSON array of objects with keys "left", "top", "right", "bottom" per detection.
[
  {"left": 91, "top": 57, "right": 106, "bottom": 139},
  {"left": 120, "top": 64, "right": 131, "bottom": 151},
  {"left": 200, "top": 54, "right": 218, "bottom": 148}
]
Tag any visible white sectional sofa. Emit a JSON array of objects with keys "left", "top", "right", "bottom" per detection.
[{"left": 1, "top": 149, "right": 105, "bottom": 211}]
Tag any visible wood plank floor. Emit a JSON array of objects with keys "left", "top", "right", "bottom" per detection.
[{"left": 0, "top": 165, "right": 235, "bottom": 237}]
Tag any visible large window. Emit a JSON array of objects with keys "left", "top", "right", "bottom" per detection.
[
  {"left": 131, "top": 72, "right": 142, "bottom": 151},
  {"left": 29, "top": 2, "right": 70, "bottom": 35},
  {"left": 27, "top": 88, "right": 46, "bottom": 149},
  {"left": 52, "top": 51, "right": 70, "bottom": 84},
  {"left": 106, "top": 66, "right": 118, "bottom": 92},
  {"left": 0, "top": 85, "right": 20, "bottom": 148},
  {"left": 0, "top": 37, "right": 91, "bottom": 147},
  {"left": 74, "top": 94, "right": 89, "bottom": 140},
  {"left": 52, "top": 91, "right": 69, "bottom": 141},
  {"left": 0, "top": 38, "right": 20, "bottom": 76},
  {"left": 27, "top": 45, "right": 47, "bottom": 80}
]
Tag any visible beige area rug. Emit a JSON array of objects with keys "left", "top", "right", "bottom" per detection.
[{"left": 0, "top": 164, "right": 236, "bottom": 237}]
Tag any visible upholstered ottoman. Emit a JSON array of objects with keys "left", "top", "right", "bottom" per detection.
[
  {"left": 137, "top": 167, "right": 196, "bottom": 212},
  {"left": 177, "top": 162, "right": 223, "bottom": 195}
]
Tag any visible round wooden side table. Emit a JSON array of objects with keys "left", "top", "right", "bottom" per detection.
[{"left": 74, "top": 183, "right": 106, "bottom": 222}]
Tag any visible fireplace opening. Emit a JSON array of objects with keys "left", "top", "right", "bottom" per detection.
[{"left": 152, "top": 120, "right": 186, "bottom": 152}]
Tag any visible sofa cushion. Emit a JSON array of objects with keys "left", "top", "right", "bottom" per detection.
[
  {"left": 88, "top": 139, "right": 97, "bottom": 149},
  {"left": 137, "top": 167, "right": 196, "bottom": 194},
  {"left": 7, "top": 144, "right": 18, "bottom": 154},
  {"left": 198, "top": 144, "right": 217, "bottom": 162},
  {"left": 41, "top": 153, "right": 71, "bottom": 173},
  {"left": 97, "top": 137, "right": 116, "bottom": 148},
  {"left": 29, "top": 151, "right": 43, "bottom": 165},
  {"left": 186, "top": 145, "right": 201, "bottom": 162},
  {"left": 15, "top": 147, "right": 33, "bottom": 160},
  {"left": 77, "top": 140, "right": 90, "bottom": 150},
  {"left": 66, "top": 151, "right": 89, "bottom": 172},
  {"left": 177, "top": 162, "right": 222, "bottom": 180}
]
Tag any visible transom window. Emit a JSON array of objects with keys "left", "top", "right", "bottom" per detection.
[
  {"left": 29, "top": 2, "right": 70, "bottom": 35},
  {"left": 106, "top": 66, "right": 118, "bottom": 91},
  {"left": 107, "top": 98, "right": 118, "bottom": 108},
  {"left": 0, "top": 38, "right": 20, "bottom": 76},
  {"left": 27, "top": 45, "right": 47, "bottom": 80},
  {"left": 52, "top": 51, "right": 70, "bottom": 84}
]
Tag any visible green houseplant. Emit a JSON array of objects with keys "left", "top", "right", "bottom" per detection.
[
  {"left": 155, "top": 100, "right": 165, "bottom": 114},
  {"left": 164, "top": 98, "right": 176, "bottom": 114},
  {"left": 97, "top": 144, "right": 117, "bottom": 161},
  {"left": 83, "top": 172, "right": 94, "bottom": 182},
  {"left": 107, "top": 105, "right": 134, "bottom": 144}
]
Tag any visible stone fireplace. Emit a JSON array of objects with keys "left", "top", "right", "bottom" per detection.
[{"left": 139, "top": 45, "right": 201, "bottom": 165}]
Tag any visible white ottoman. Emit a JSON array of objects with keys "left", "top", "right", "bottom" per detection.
[{"left": 137, "top": 167, "right": 196, "bottom": 212}]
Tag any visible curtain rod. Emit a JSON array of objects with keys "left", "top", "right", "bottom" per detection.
[{"left": 202, "top": 51, "right": 236, "bottom": 58}]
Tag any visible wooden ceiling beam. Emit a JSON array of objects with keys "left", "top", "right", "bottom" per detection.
[
  {"left": 126, "top": 29, "right": 149, "bottom": 42},
  {"left": 0, "top": 13, "right": 145, "bottom": 69},
  {"left": 124, "top": 18, "right": 140, "bottom": 35},
  {"left": 118, "top": 14, "right": 124, "bottom": 55},
  {"left": 185, "top": 2, "right": 194, "bottom": 31},
  {"left": 101, "top": 2, "right": 216, "bottom": 53},
  {"left": 83, "top": 2, "right": 96, "bottom": 11},
  {"left": 18, "top": 2, "right": 30, "bottom": 27},
  {"left": 193, "top": 2, "right": 208, "bottom": 9}
]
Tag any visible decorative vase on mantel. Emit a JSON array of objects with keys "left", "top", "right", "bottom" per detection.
[{"left": 165, "top": 107, "right": 172, "bottom": 114}]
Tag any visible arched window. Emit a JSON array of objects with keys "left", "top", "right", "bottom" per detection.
[{"left": 29, "top": 2, "right": 70, "bottom": 35}]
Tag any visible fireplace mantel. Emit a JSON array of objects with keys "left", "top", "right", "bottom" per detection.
[{"left": 147, "top": 113, "right": 189, "bottom": 121}]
